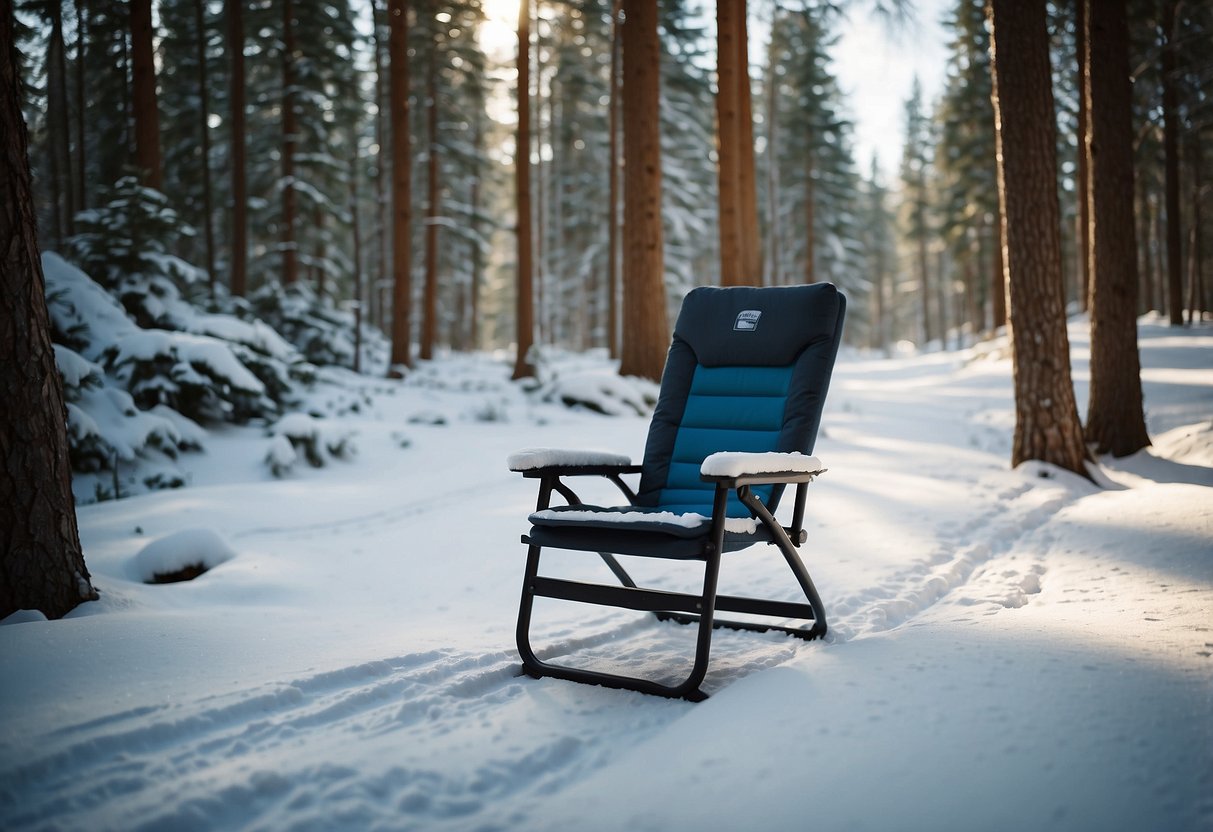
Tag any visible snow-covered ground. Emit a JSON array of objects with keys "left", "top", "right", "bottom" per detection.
[{"left": 2, "top": 320, "right": 1211, "bottom": 832}]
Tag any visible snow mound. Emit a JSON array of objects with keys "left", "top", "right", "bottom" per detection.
[
  {"left": 132, "top": 528, "right": 237, "bottom": 583},
  {"left": 0, "top": 610, "right": 49, "bottom": 626},
  {"left": 1152, "top": 420, "right": 1213, "bottom": 467}
]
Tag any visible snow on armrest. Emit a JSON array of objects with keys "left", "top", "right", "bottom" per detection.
[
  {"left": 699, "top": 451, "right": 825, "bottom": 479},
  {"left": 507, "top": 448, "right": 633, "bottom": 472}
]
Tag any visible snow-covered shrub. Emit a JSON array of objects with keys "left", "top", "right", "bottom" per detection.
[
  {"left": 265, "top": 413, "right": 356, "bottom": 476},
  {"left": 524, "top": 347, "right": 659, "bottom": 417},
  {"left": 250, "top": 280, "right": 388, "bottom": 371},
  {"left": 65, "top": 177, "right": 204, "bottom": 328},
  {"left": 264, "top": 435, "right": 298, "bottom": 477},
  {"left": 101, "top": 330, "right": 277, "bottom": 424}
]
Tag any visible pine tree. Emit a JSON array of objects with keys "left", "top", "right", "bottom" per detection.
[
  {"left": 765, "top": 4, "right": 863, "bottom": 299},
  {"left": 988, "top": 0, "right": 1089, "bottom": 477},
  {"left": 388, "top": 0, "right": 412, "bottom": 373},
  {"left": 512, "top": 0, "right": 534, "bottom": 379},
  {"left": 715, "top": 0, "right": 760, "bottom": 285},
  {"left": 935, "top": 0, "right": 999, "bottom": 336},
  {"left": 1083, "top": 0, "right": 1149, "bottom": 457},
  {"left": 1, "top": 0, "right": 97, "bottom": 619},
  {"left": 129, "top": 0, "right": 162, "bottom": 190},
  {"left": 659, "top": 0, "right": 717, "bottom": 303},
  {"left": 901, "top": 78, "right": 934, "bottom": 346},
  {"left": 618, "top": 0, "right": 667, "bottom": 381}
]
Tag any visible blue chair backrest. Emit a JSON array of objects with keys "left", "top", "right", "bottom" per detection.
[{"left": 635, "top": 284, "right": 846, "bottom": 517}]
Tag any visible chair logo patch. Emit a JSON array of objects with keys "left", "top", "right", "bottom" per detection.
[{"left": 734, "top": 310, "right": 763, "bottom": 331}]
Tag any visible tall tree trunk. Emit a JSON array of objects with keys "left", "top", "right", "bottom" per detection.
[
  {"left": 734, "top": 2, "right": 761, "bottom": 283},
  {"left": 991, "top": 213, "right": 1006, "bottom": 329},
  {"left": 280, "top": 0, "right": 298, "bottom": 285},
  {"left": 1, "top": 2, "right": 97, "bottom": 619},
  {"left": 194, "top": 0, "right": 216, "bottom": 294},
  {"left": 468, "top": 110, "right": 483, "bottom": 351},
  {"left": 388, "top": 0, "right": 411, "bottom": 373},
  {"left": 938, "top": 249, "right": 950, "bottom": 349},
  {"left": 74, "top": 0, "right": 87, "bottom": 212},
  {"left": 988, "top": 0, "right": 1089, "bottom": 477},
  {"left": 227, "top": 0, "right": 247, "bottom": 297},
  {"left": 765, "top": 9, "right": 781, "bottom": 286},
  {"left": 618, "top": 0, "right": 668, "bottom": 381},
  {"left": 715, "top": 0, "right": 759, "bottom": 285},
  {"left": 421, "top": 38, "right": 439, "bottom": 362},
  {"left": 917, "top": 221, "right": 932, "bottom": 343},
  {"left": 1083, "top": 0, "right": 1149, "bottom": 457},
  {"left": 312, "top": 205, "right": 326, "bottom": 296},
  {"left": 512, "top": 0, "right": 534, "bottom": 379},
  {"left": 803, "top": 157, "right": 815, "bottom": 283},
  {"left": 371, "top": 0, "right": 387, "bottom": 332},
  {"left": 349, "top": 153, "right": 363, "bottom": 373},
  {"left": 129, "top": 0, "right": 162, "bottom": 191},
  {"left": 534, "top": 8, "right": 549, "bottom": 348},
  {"left": 1075, "top": 0, "right": 1090, "bottom": 311},
  {"left": 1160, "top": 0, "right": 1184, "bottom": 325},
  {"left": 606, "top": 0, "right": 621, "bottom": 357},
  {"left": 48, "top": 4, "right": 73, "bottom": 240},
  {"left": 1136, "top": 174, "right": 1154, "bottom": 313},
  {"left": 1187, "top": 133, "right": 1204, "bottom": 322}
]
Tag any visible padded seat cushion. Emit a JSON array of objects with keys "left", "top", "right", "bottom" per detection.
[{"left": 526, "top": 504, "right": 774, "bottom": 559}]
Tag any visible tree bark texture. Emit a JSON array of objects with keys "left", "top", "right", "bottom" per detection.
[
  {"left": 734, "top": 1, "right": 761, "bottom": 284},
  {"left": 1160, "top": 0, "right": 1184, "bottom": 325},
  {"left": 195, "top": 0, "right": 216, "bottom": 293},
  {"left": 227, "top": 0, "right": 247, "bottom": 297},
  {"left": 280, "top": 0, "right": 299, "bottom": 285},
  {"left": 74, "top": 0, "right": 87, "bottom": 212},
  {"left": 1, "top": 3, "right": 98, "bottom": 620},
  {"left": 511, "top": 0, "right": 534, "bottom": 379},
  {"left": 1083, "top": 0, "right": 1149, "bottom": 457},
  {"left": 129, "top": 0, "right": 162, "bottom": 191},
  {"left": 421, "top": 37, "right": 439, "bottom": 362},
  {"left": 388, "top": 0, "right": 412, "bottom": 372},
  {"left": 988, "top": 0, "right": 1089, "bottom": 477},
  {"left": 991, "top": 213, "right": 1006, "bottom": 329},
  {"left": 715, "top": 0, "right": 759, "bottom": 286},
  {"left": 606, "top": 0, "right": 622, "bottom": 357},
  {"left": 1189, "top": 133, "right": 1205, "bottom": 321},
  {"left": 618, "top": 0, "right": 668, "bottom": 381},
  {"left": 1075, "top": 0, "right": 1090, "bottom": 311},
  {"left": 47, "top": 5, "right": 73, "bottom": 242}
]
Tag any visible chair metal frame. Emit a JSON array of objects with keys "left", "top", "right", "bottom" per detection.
[{"left": 515, "top": 462, "right": 827, "bottom": 701}]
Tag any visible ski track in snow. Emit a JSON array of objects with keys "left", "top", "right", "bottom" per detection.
[
  {"left": 0, "top": 471, "right": 1077, "bottom": 832},
  {"left": 5, "top": 328, "right": 1210, "bottom": 831},
  {"left": 1, "top": 649, "right": 542, "bottom": 830},
  {"left": 826, "top": 475, "right": 1064, "bottom": 641}
]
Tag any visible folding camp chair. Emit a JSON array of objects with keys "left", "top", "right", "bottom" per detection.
[{"left": 509, "top": 283, "right": 845, "bottom": 701}]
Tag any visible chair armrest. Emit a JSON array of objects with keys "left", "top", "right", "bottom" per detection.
[
  {"left": 699, "top": 451, "right": 826, "bottom": 486},
  {"left": 508, "top": 448, "right": 642, "bottom": 478}
]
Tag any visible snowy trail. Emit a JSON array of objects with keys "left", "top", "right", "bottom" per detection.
[{"left": 2, "top": 325, "right": 1211, "bottom": 831}]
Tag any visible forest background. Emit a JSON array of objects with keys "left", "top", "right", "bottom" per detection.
[
  {"left": 15, "top": 0, "right": 1210, "bottom": 367},
  {"left": 4, "top": 0, "right": 1212, "bottom": 618}
]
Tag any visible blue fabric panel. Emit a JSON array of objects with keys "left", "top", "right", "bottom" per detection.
[
  {"left": 671, "top": 426, "right": 781, "bottom": 463},
  {"left": 659, "top": 487, "right": 773, "bottom": 518},
  {"left": 679, "top": 395, "right": 787, "bottom": 431},
  {"left": 687, "top": 365, "right": 794, "bottom": 397},
  {"left": 635, "top": 285, "right": 846, "bottom": 520}
]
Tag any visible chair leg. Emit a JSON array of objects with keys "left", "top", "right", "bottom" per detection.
[
  {"left": 738, "top": 486, "right": 828, "bottom": 638},
  {"left": 515, "top": 541, "right": 724, "bottom": 702}
]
